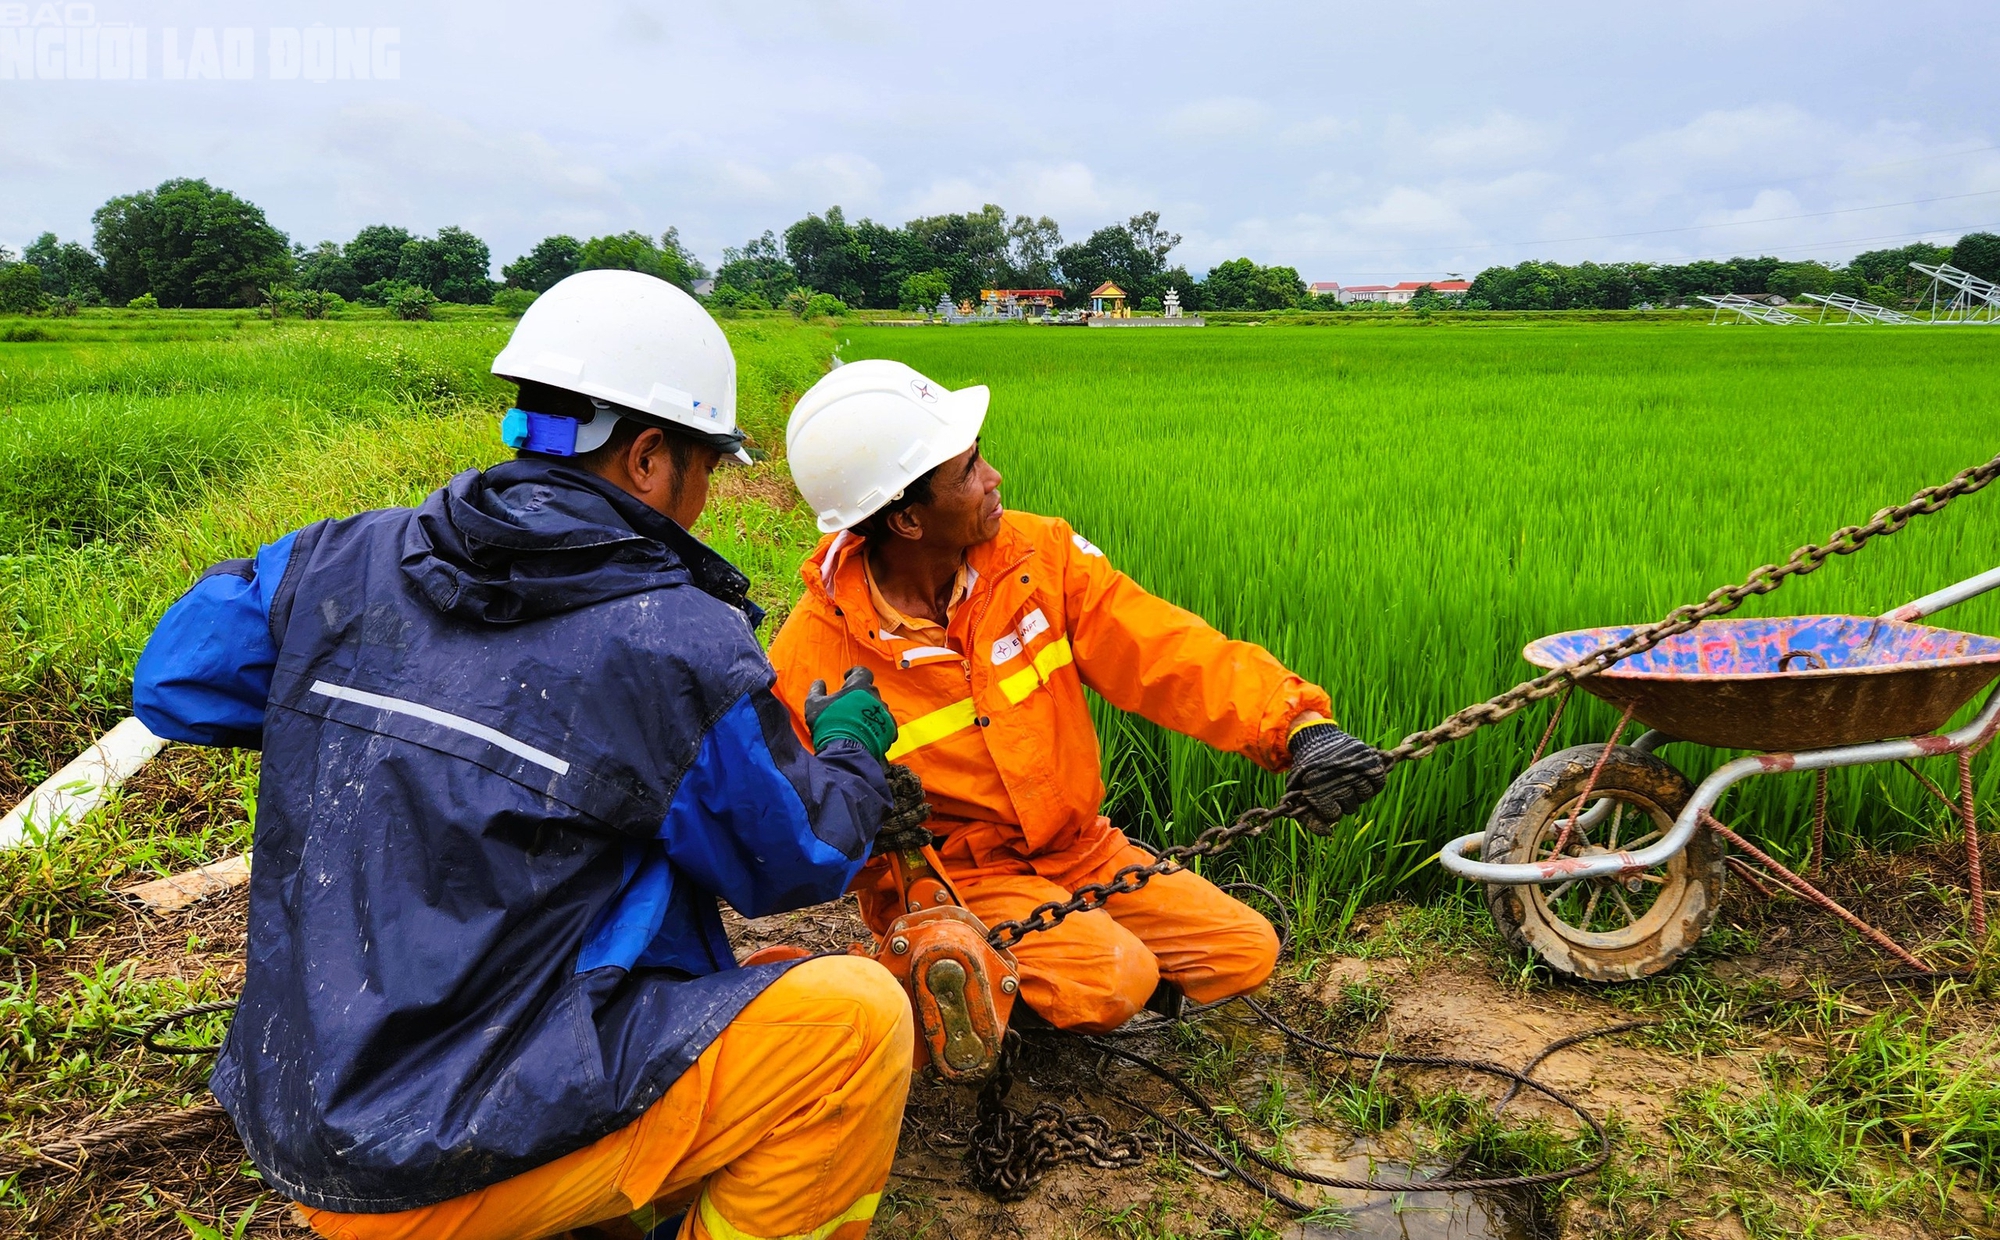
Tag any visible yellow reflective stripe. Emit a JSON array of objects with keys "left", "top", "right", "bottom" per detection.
[
  {"left": 999, "top": 666, "right": 1040, "bottom": 704},
  {"left": 999, "top": 636, "right": 1073, "bottom": 706},
  {"left": 884, "top": 698, "right": 977, "bottom": 761},
  {"left": 697, "top": 1190, "right": 882, "bottom": 1240},
  {"left": 1033, "top": 636, "right": 1073, "bottom": 679}
]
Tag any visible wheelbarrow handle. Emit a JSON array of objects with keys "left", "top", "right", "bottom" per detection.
[{"left": 1882, "top": 564, "right": 2000, "bottom": 623}]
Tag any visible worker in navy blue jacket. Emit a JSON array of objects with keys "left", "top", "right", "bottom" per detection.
[{"left": 133, "top": 271, "right": 916, "bottom": 1240}]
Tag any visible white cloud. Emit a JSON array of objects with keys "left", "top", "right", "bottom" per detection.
[
  {"left": 903, "top": 161, "right": 1117, "bottom": 223},
  {"left": 1278, "top": 116, "right": 1360, "bottom": 147},
  {"left": 791, "top": 153, "right": 883, "bottom": 207},
  {"left": 1162, "top": 96, "right": 1271, "bottom": 142},
  {"left": 1418, "top": 112, "right": 1556, "bottom": 169}
]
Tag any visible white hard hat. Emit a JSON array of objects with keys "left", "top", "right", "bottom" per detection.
[
  {"left": 490, "top": 269, "right": 750, "bottom": 463},
  {"left": 787, "top": 359, "right": 989, "bottom": 533}
]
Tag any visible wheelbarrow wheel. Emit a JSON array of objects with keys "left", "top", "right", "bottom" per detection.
[{"left": 1483, "top": 743, "right": 1724, "bottom": 982}]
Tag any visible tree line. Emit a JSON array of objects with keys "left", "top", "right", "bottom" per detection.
[
  {"left": 5, "top": 175, "right": 1997, "bottom": 317},
  {"left": 1462, "top": 236, "right": 2000, "bottom": 311},
  {"left": 0, "top": 177, "right": 1314, "bottom": 316}
]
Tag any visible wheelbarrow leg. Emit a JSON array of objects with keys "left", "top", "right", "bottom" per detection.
[
  {"left": 1807, "top": 770, "right": 1829, "bottom": 879},
  {"left": 1702, "top": 811, "right": 1932, "bottom": 974},
  {"left": 1960, "top": 752, "right": 1986, "bottom": 939}
]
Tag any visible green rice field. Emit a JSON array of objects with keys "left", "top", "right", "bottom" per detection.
[
  {"left": 4, "top": 312, "right": 1998, "bottom": 1238},
  {"left": 841, "top": 322, "right": 2000, "bottom": 929}
]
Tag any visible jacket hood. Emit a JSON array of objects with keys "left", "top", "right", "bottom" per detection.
[{"left": 403, "top": 458, "right": 759, "bottom": 626}]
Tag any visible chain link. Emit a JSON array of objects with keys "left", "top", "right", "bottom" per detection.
[
  {"left": 964, "top": 1031, "right": 1157, "bottom": 1199},
  {"left": 984, "top": 795, "right": 1307, "bottom": 951}
]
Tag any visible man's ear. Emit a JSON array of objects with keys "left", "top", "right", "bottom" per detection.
[
  {"left": 885, "top": 505, "right": 925, "bottom": 542},
  {"left": 626, "top": 427, "right": 669, "bottom": 495}
]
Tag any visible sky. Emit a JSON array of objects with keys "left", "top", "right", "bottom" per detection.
[{"left": 3, "top": 1, "right": 1999, "bottom": 283}]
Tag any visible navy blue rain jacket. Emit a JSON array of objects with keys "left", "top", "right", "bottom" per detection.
[{"left": 131, "top": 458, "right": 891, "bottom": 1213}]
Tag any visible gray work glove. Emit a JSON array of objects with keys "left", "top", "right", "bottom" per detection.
[
  {"left": 871, "top": 763, "right": 939, "bottom": 856},
  {"left": 1285, "top": 722, "right": 1389, "bottom": 835}
]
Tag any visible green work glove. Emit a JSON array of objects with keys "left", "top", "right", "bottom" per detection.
[{"left": 803, "top": 666, "right": 898, "bottom": 763}]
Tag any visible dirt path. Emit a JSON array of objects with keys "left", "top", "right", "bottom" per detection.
[{"left": 6, "top": 846, "right": 1997, "bottom": 1239}]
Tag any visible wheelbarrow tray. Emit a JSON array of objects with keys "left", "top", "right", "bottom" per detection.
[{"left": 1525, "top": 615, "right": 2000, "bottom": 751}]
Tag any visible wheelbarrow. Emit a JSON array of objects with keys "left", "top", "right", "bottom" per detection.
[{"left": 1439, "top": 565, "right": 2000, "bottom": 981}]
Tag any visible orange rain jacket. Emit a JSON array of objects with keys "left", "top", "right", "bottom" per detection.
[{"left": 769, "top": 511, "right": 1332, "bottom": 890}]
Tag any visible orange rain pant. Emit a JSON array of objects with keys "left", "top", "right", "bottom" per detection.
[
  {"left": 297, "top": 956, "right": 913, "bottom": 1240},
  {"left": 858, "top": 832, "right": 1281, "bottom": 1034}
]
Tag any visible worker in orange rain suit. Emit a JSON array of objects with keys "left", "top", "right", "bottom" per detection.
[{"left": 768, "top": 359, "right": 1393, "bottom": 1033}]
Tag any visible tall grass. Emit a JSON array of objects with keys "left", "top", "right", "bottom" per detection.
[{"left": 843, "top": 323, "right": 2000, "bottom": 910}]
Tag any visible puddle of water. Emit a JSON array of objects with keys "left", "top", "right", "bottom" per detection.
[
  {"left": 1281, "top": 1128, "right": 1537, "bottom": 1240},
  {"left": 1165, "top": 1008, "right": 1541, "bottom": 1240}
]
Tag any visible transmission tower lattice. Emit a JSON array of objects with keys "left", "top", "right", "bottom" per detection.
[
  {"left": 1802, "top": 292, "right": 1913, "bottom": 325},
  {"left": 1910, "top": 262, "right": 2000, "bottom": 324},
  {"left": 1700, "top": 294, "right": 1806, "bottom": 325}
]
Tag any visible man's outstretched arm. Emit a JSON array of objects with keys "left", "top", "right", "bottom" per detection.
[
  {"left": 1058, "top": 521, "right": 1329, "bottom": 771},
  {"left": 132, "top": 531, "right": 300, "bottom": 749}
]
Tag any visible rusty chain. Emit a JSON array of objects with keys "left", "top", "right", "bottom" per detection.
[
  {"left": 965, "top": 1030, "right": 1156, "bottom": 1199},
  {"left": 984, "top": 796, "right": 1308, "bottom": 951}
]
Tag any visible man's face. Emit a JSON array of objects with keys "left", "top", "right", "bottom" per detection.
[
  {"left": 912, "top": 440, "right": 1004, "bottom": 549},
  {"left": 664, "top": 444, "right": 722, "bottom": 531}
]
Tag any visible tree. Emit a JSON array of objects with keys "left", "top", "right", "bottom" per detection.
[
  {"left": 1056, "top": 213, "right": 1181, "bottom": 306},
  {"left": 1005, "top": 215, "right": 1063, "bottom": 288},
  {"left": 576, "top": 230, "right": 700, "bottom": 291},
  {"left": 660, "top": 228, "right": 707, "bottom": 282},
  {"left": 23, "top": 233, "right": 104, "bottom": 302},
  {"left": 785, "top": 207, "right": 871, "bottom": 306},
  {"left": 502, "top": 235, "right": 582, "bottom": 292},
  {"left": 92, "top": 178, "right": 292, "bottom": 307},
  {"left": 1950, "top": 231, "right": 2000, "bottom": 284},
  {"left": 346, "top": 225, "right": 415, "bottom": 293},
  {"left": 0, "top": 263, "right": 42, "bottom": 313},
  {"left": 899, "top": 269, "right": 953, "bottom": 312},
  {"left": 714, "top": 231, "right": 797, "bottom": 305},
  {"left": 905, "top": 204, "right": 1010, "bottom": 301},
  {"left": 1848, "top": 242, "right": 1949, "bottom": 303},
  {"left": 295, "top": 240, "right": 362, "bottom": 300},
  {"left": 1767, "top": 261, "right": 1836, "bottom": 300},
  {"left": 1124, "top": 211, "right": 1181, "bottom": 273},
  {"left": 1196, "top": 258, "right": 1303, "bottom": 310},
  {"left": 394, "top": 226, "right": 494, "bottom": 304}
]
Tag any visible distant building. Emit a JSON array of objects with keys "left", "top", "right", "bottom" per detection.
[
  {"left": 1339, "top": 279, "right": 1471, "bottom": 305},
  {"left": 981, "top": 288, "right": 1063, "bottom": 317},
  {"left": 1307, "top": 282, "right": 1342, "bottom": 299},
  {"left": 691, "top": 278, "right": 716, "bottom": 297},
  {"left": 1089, "top": 281, "right": 1130, "bottom": 318}
]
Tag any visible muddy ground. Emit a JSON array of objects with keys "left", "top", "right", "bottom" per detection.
[{"left": 3, "top": 792, "right": 1996, "bottom": 1238}]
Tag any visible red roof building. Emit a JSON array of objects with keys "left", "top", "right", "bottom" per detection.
[{"left": 1338, "top": 279, "right": 1470, "bottom": 305}]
